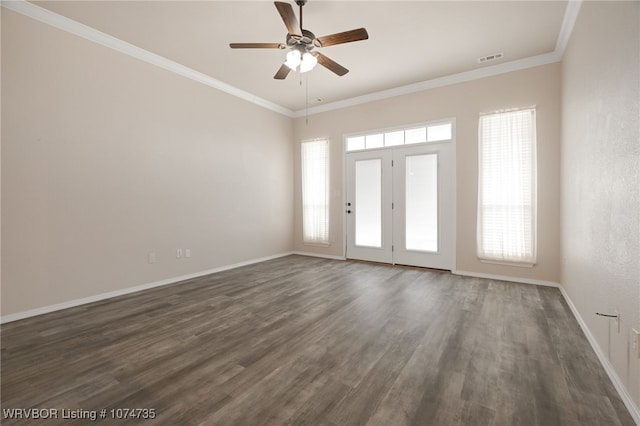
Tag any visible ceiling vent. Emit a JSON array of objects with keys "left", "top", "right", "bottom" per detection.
[{"left": 477, "top": 52, "right": 504, "bottom": 64}]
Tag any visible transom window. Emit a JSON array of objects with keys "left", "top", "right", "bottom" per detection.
[{"left": 345, "top": 120, "right": 453, "bottom": 152}]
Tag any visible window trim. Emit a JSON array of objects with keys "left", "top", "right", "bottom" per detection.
[
  {"left": 344, "top": 118, "right": 455, "bottom": 153},
  {"left": 477, "top": 107, "right": 537, "bottom": 266},
  {"left": 301, "top": 138, "right": 330, "bottom": 246}
]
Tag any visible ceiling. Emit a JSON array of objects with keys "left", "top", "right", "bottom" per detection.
[{"left": 30, "top": 1, "right": 569, "bottom": 113}]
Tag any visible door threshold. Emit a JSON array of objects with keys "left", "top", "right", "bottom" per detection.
[{"left": 346, "top": 258, "right": 451, "bottom": 274}]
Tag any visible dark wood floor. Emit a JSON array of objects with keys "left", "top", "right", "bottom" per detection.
[{"left": 1, "top": 255, "right": 635, "bottom": 425}]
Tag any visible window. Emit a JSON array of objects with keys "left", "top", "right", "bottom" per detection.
[
  {"left": 301, "top": 139, "right": 330, "bottom": 245},
  {"left": 477, "top": 108, "right": 537, "bottom": 265},
  {"left": 345, "top": 120, "right": 453, "bottom": 152}
]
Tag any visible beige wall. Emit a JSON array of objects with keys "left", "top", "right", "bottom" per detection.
[
  {"left": 1, "top": 10, "right": 293, "bottom": 316},
  {"left": 2, "top": 2, "right": 638, "bottom": 414},
  {"left": 561, "top": 1, "right": 640, "bottom": 410},
  {"left": 293, "top": 63, "right": 561, "bottom": 283}
]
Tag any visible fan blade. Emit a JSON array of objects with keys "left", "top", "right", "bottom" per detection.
[
  {"left": 229, "top": 43, "right": 285, "bottom": 49},
  {"left": 274, "top": 64, "right": 291, "bottom": 80},
  {"left": 274, "top": 2, "right": 302, "bottom": 37},
  {"left": 315, "top": 53, "right": 349, "bottom": 76},
  {"left": 315, "top": 28, "right": 369, "bottom": 47}
]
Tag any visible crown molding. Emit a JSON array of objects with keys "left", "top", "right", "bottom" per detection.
[
  {"left": 292, "top": 51, "right": 562, "bottom": 118},
  {"left": 294, "top": 0, "right": 583, "bottom": 117},
  {"left": 555, "top": 0, "right": 583, "bottom": 56},
  {"left": 2, "top": 0, "right": 582, "bottom": 119},
  {"left": 1, "top": 0, "right": 296, "bottom": 118}
]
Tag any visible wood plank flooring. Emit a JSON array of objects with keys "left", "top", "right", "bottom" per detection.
[{"left": 1, "top": 255, "right": 635, "bottom": 425}]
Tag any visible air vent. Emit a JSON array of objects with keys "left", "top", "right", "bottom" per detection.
[{"left": 478, "top": 52, "right": 504, "bottom": 64}]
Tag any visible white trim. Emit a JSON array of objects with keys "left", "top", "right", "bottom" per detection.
[
  {"left": 301, "top": 139, "right": 331, "bottom": 246},
  {"left": 450, "top": 269, "right": 639, "bottom": 422},
  {"left": 450, "top": 124, "right": 458, "bottom": 273},
  {"left": 559, "top": 286, "right": 640, "bottom": 424},
  {"left": 480, "top": 259, "right": 535, "bottom": 268},
  {"left": 454, "top": 269, "right": 559, "bottom": 288},
  {"left": 0, "top": 0, "right": 295, "bottom": 118},
  {"left": 292, "top": 52, "right": 561, "bottom": 117},
  {"left": 555, "top": 0, "right": 583, "bottom": 56},
  {"left": 2, "top": 0, "right": 580, "bottom": 118},
  {"left": 343, "top": 117, "right": 455, "bottom": 153},
  {"left": 291, "top": 251, "right": 346, "bottom": 261},
  {"left": 0, "top": 252, "right": 294, "bottom": 324},
  {"left": 293, "top": 0, "right": 581, "bottom": 117},
  {"left": 301, "top": 242, "right": 331, "bottom": 248}
]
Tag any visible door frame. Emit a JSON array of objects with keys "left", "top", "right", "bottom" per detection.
[
  {"left": 344, "top": 149, "right": 394, "bottom": 263},
  {"left": 342, "top": 119, "right": 457, "bottom": 271},
  {"left": 391, "top": 142, "right": 456, "bottom": 270}
]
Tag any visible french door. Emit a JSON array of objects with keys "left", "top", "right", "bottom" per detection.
[{"left": 345, "top": 142, "right": 455, "bottom": 270}]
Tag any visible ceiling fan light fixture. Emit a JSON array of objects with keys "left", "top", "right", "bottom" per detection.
[
  {"left": 284, "top": 50, "right": 302, "bottom": 70},
  {"left": 230, "top": 1, "right": 369, "bottom": 79},
  {"left": 299, "top": 52, "right": 318, "bottom": 73}
]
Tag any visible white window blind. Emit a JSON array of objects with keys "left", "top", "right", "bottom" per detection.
[
  {"left": 301, "top": 139, "right": 330, "bottom": 245},
  {"left": 477, "top": 108, "right": 537, "bottom": 265}
]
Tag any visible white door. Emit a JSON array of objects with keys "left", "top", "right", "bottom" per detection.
[
  {"left": 345, "top": 142, "right": 455, "bottom": 270},
  {"left": 345, "top": 150, "right": 393, "bottom": 263},
  {"left": 392, "top": 143, "right": 455, "bottom": 269}
]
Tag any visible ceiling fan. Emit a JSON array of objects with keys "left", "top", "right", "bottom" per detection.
[{"left": 229, "top": 1, "right": 369, "bottom": 80}]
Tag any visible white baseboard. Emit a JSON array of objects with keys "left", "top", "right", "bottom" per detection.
[
  {"left": 448, "top": 270, "right": 638, "bottom": 423},
  {"left": 291, "top": 251, "right": 347, "bottom": 261},
  {"left": 558, "top": 286, "right": 640, "bottom": 425},
  {"left": 4, "top": 255, "right": 637, "bottom": 424},
  {"left": 454, "top": 269, "right": 560, "bottom": 288},
  {"left": 0, "top": 252, "right": 294, "bottom": 324}
]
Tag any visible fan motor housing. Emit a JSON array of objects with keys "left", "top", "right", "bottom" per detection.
[{"left": 287, "top": 29, "right": 316, "bottom": 50}]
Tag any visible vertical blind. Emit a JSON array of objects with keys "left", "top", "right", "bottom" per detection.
[
  {"left": 301, "top": 139, "right": 330, "bottom": 245},
  {"left": 477, "top": 108, "right": 537, "bottom": 265}
]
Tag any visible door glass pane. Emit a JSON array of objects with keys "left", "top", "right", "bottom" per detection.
[
  {"left": 355, "top": 159, "right": 382, "bottom": 247},
  {"left": 406, "top": 154, "right": 438, "bottom": 252}
]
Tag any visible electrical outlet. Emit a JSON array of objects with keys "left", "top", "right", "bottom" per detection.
[
  {"left": 633, "top": 328, "right": 640, "bottom": 359},
  {"left": 148, "top": 252, "right": 156, "bottom": 264},
  {"left": 176, "top": 249, "right": 183, "bottom": 259},
  {"left": 185, "top": 249, "right": 191, "bottom": 258}
]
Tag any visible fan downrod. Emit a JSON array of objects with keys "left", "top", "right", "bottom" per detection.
[
  {"left": 295, "top": 0, "right": 307, "bottom": 31},
  {"left": 229, "top": 1, "right": 369, "bottom": 79}
]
